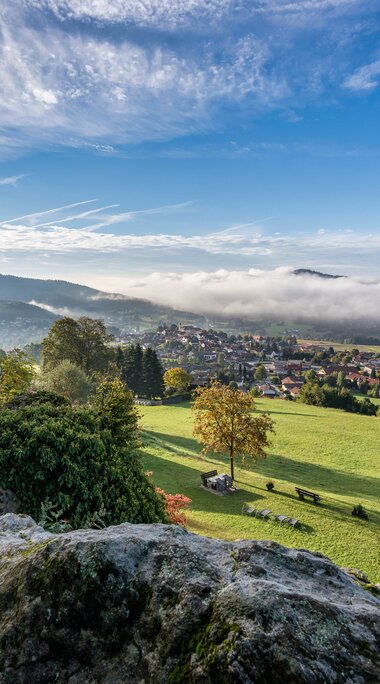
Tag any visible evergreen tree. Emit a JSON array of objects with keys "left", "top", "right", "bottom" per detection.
[
  {"left": 142, "top": 348, "right": 164, "bottom": 398},
  {"left": 122, "top": 343, "right": 143, "bottom": 395},
  {"left": 115, "top": 345, "right": 124, "bottom": 371}
]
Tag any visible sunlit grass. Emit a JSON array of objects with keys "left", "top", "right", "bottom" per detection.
[{"left": 140, "top": 399, "right": 380, "bottom": 582}]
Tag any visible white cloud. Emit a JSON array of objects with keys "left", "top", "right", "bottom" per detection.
[
  {"left": 24, "top": 0, "right": 234, "bottom": 28},
  {"left": 28, "top": 300, "right": 73, "bottom": 316},
  {"left": 0, "top": 174, "right": 27, "bottom": 186},
  {"left": 0, "top": 222, "right": 276, "bottom": 255},
  {"left": 0, "top": 0, "right": 373, "bottom": 156},
  {"left": 23, "top": 0, "right": 366, "bottom": 26},
  {"left": 0, "top": 4, "right": 286, "bottom": 155},
  {"left": 95, "top": 267, "right": 380, "bottom": 324},
  {"left": 343, "top": 59, "right": 380, "bottom": 91},
  {"left": 0, "top": 200, "right": 379, "bottom": 270}
]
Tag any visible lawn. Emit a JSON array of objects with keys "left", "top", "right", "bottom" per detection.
[
  {"left": 140, "top": 399, "right": 380, "bottom": 582},
  {"left": 298, "top": 338, "right": 380, "bottom": 354}
]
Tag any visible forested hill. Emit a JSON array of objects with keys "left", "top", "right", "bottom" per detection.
[
  {"left": 0, "top": 274, "right": 112, "bottom": 309},
  {"left": 0, "top": 300, "right": 57, "bottom": 322},
  {"left": 0, "top": 273, "right": 199, "bottom": 319},
  {"left": 0, "top": 300, "right": 58, "bottom": 350},
  {"left": 0, "top": 274, "right": 204, "bottom": 348},
  {"left": 293, "top": 269, "right": 345, "bottom": 279}
]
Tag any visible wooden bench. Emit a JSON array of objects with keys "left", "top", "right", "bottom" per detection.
[
  {"left": 295, "top": 487, "right": 321, "bottom": 505},
  {"left": 201, "top": 470, "right": 218, "bottom": 487}
]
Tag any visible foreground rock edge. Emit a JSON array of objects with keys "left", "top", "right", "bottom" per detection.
[{"left": 0, "top": 513, "right": 379, "bottom": 683}]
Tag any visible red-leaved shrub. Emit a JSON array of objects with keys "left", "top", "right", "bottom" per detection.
[{"left": 155, "top": 487, "right": 192, "bottom": 526}]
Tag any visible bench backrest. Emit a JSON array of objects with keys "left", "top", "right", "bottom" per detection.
[
  {"left": 201, "top": 470, "right": 218, "bottom": 481},
  {"left": 296, "top": 487, "right": 320, "bottom": 497}
]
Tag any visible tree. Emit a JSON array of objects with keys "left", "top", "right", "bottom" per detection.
[
  {"left": 142, "top": 348, "right": 164, "bottom": 399},
  {"left": 121, "top": 343, "right": 143, "bottom": 395},
  {"left": 0, "top": 398, "right": 166, "bottom": 528},
  {"left": 304, "top": 369, "right": 316, "bottom": 383},
  {"left": 192, "top": 383, "right": 274, "bottom": 480},
  {"left": 42, "top": 316, "right": 114, "bottom": 375},
  {"left": 254, "top": 364, "right": 267, "bottom": 381},
  {"left": 92, "top": 377, "right": 140, "bottom": 447},
  {"left": 0, "top": 349, "right": 35, "bottom": 404},
  {"left": 163, "top": 367, "right": 193, "bottom": 394},
  {"left": 336, "top": 371, "right": 346, "bottom": 388},
  {"left": 298, "top": 381, "right": 326, "bottom": 407},
  {"left": 23, "top": 342, "right": 43, "bottom": 363},
  {"left": 39, "top": 360, "right": 93, "bottom": 403}
]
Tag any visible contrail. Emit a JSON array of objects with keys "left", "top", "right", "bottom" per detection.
[{"left": 1, "top": 199, "right": 98, "bottom": 225}]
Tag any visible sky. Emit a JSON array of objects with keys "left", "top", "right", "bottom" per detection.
[{"left": 0, "top": 0, "right": 380, "bottom": 318}]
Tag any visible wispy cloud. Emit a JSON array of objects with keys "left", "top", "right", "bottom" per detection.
[
  {"left": 0, "top": 199, "right": 379, "bottom": 273},
  {"left": 0, "top": 0, "right": 375, "bottom": 157},
  {"left": 343, "top": 59, "right": 380, "bottom": 91},
  {"left": 0, "top": 174, "right": 27, "bottom": 186},
  {"left": 0, "top": 4, "right": 285, "bottom": 156},
  {"left": 2, "top": 199, "right": 98, "bottom": 225},
  {"left": 24, "top": 0, "right": 235, "bottom": 28}
]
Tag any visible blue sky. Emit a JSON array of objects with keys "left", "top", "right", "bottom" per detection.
[{"left": 0, "top": 0, "right": 380, "bottom": 317}]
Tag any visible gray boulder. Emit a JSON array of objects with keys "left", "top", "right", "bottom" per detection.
[{"left": 0, "top": 513, "right": 378, "bottom": 683}]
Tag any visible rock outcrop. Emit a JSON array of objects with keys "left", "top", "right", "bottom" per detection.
[
  {"left": 0, "top": 490, "right": 19, "bottom": 515},
  {"left": 0, "top": 513, "right": 379, "bottom": 683}
]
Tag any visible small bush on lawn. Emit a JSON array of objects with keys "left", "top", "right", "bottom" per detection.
[{"left": 352, "top": 504, "right": 369, "bottom": 520}]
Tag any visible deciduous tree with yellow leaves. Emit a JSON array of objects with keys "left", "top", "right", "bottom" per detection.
[
  {"left": 163, "top": 367, "right": 193, "bottom": 393},
  {"left": 192, "top": 382, "right": 274, "bottom": 480}
]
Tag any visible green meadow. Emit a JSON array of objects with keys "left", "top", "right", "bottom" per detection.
[{"left": 140, "top": 399, "right": 380, "bottom": 582}]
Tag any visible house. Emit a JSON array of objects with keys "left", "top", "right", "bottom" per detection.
[{"left": 258, "top": 384, "right": 277, "bottom": 398}]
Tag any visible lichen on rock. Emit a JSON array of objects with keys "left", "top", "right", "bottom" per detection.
[{"left": 0, "top": 513, "right": 379, "bottom": 683}]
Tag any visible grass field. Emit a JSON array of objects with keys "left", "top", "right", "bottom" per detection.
[
  {"left": 140, "top": 399, "right": 380, "bottom": 582},
  {"left": 298, "top": 338, "right": 380, "bottom": 353}
]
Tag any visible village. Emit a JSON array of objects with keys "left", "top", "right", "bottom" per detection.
[{"left": 117, "top": 323, "right": 380, "bottom": 399}]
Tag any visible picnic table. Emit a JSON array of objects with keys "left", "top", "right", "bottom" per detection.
[
  {"left": 200, "top": 470, "right": 218, "bottom": 486},
  {"left": 207, "top": 473, "right": 233, "bottom": 492},
  {"left": 201, "top": 471, "right": 234, "bottom": 492}
]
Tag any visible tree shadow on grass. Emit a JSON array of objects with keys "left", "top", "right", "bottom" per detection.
[
  {"left": 256, "top": 453, "right": 380, "bottom": 502},
  {"left": 143, "top": 430, "right": 201, "bottom": 455},
  {"left": 143, "top": 430, "right": 380, "bottom": 523},
  {"left": 143, "top": 450, "right": 264, "bottom": 516},
  {"left": 256, "top": 409, "right": 321, "bottom": 418}
]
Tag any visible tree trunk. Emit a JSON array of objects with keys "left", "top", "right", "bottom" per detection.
[{"left": 230, "top": 448, "right": 234, "bottom": 481}]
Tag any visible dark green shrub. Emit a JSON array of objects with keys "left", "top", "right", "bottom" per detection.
[
  {"left": 352, "top": 504, "right": 369, "bottom": 520},
  {"left": 0, "top": 402, "right": 167, "bottom": 528}
]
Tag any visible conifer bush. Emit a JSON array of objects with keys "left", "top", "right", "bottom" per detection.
[{"left": 0, "top": 397, "right": 167, "bottom": 528}]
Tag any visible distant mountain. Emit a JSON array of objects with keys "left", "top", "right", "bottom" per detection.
[
  {"left": 0, "top": 300, "right": 57, "bottom": 322},
  {"left": 0, "top": 300, "right": 58, "bottom": 350},
  {"left": 0, "top": 274, "right": 205, "bottom": 349},
  {"left": 293, "top": 268, "right": 345, "bottom": 279}
]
